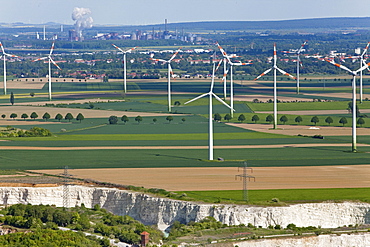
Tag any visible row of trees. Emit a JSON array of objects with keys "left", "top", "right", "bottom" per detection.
[
  {"left": 108, "top": 115, "right": 186, "bottom": 124},
  {"left": 3, "top": 112, "right": 85, "bottom": 122},
  {"left": 213, "top": 113, "right": 366, "bottom": 127}
]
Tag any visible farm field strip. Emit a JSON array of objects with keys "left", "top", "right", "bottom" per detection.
[
  {"left": 0, "top": 143, "right": 368, "bottom": 150},
  {"left": 35, "top": 165, "right": 370, "bottom": 191}
]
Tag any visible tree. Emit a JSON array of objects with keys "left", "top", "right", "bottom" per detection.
[
  {"left": 295, "top": 116, "right": 303, "bottom": 124},
  {"left": 325, "top": 116, "right": 333, "bottom": 125},
  {"left": 55, "top": 113, "right": 63, "bottom": 122},
  {"left": 21, "top": 113, "right": 28, "bottom": 120},
  {"left": 152, "top": 118, "right": 157, "bottom": 124},
  {"left": 121, "top": 115, "right": 129, "bottom": 124},
  {"left": 10, "top": 92, "right": 14, "bottom": 105},
  {"left": 108, "top": 115, "right": 118, "bottom": 124},
  {"left": 280, "top": 115, "right": 288, "bottom": 124},
  {"left": 135, "top": 116, "right": 143, "bottom": 124},
  {"left": 30, "top": 112, "right": 38, "bottom": 120},
  {"left": 214, "top": 113, "right": 221, "bottom": 121},
  {"left": 42, "top": 112, "right": 50, "bottom": 121},
  {"left": 30, "top": 92, "right": 35, "bottom": 97},
  {"left": 10, "top": 113, "right": 17, "bottom": 120},
  {"left": 311, "top": 116, "right": 319, "bottom": 125},
  {"left": 1, "top": 114, "right": 5, "bottom": 119},
  {"left": 251, "top": 114, "right": 259, "bottom": 123},
  {"left": 174, "top": 101, "right": 181, "bottom": 106},
  {"left": 266, "top": 114, "right": 273, "bottom": 123},
  {"left": 357, "top": 117, "right": 365, "bottom": 127},
  {"left": 339, "top": 117, "right": 348, "bottom": 126},
  {"left": 224, "top": 113, "right": 232, "bottom": 122},
  {"left": 76, "top": 113, "right": 84, "bottom": 123},
  {"left": 65, "top": 113, "right": 73, "bottom": 122},
  {"left": 166, "top": 116, "right": 174, "bottom": 123}
]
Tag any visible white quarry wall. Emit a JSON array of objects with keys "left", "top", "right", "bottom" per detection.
[
  {"left": 234, "top": 233, "right": 370, "bottom": 247},
  {"left": 0, "top": 186, "right": 369, "bottom": 232}
]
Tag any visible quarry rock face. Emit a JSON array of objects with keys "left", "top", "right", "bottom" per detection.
[{"left": 0, "top": 185, "right": 369, "bottom": 232}]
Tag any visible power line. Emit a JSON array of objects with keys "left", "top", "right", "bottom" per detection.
[{"left": 235, "top": 161, "right": 255, "bottom": 201}]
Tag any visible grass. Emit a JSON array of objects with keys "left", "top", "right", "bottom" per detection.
[
  {"left": 0, "top": 145, "right": 370, "bottom": 170},
  {"left": 177, "top": 188, "right": 370, "bottom": 204}
]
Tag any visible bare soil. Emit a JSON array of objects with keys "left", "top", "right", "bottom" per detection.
[{"left": 35, "top": 165, "right": 370, "bottom": 191}]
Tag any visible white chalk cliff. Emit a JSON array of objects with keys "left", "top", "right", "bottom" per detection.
[{"left": 0, "top": 185, "right": 369, "bottom": 232}]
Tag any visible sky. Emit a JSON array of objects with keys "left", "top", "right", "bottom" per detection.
[{"left": 2, "top": 0, "right": 370, "bottom": 26}]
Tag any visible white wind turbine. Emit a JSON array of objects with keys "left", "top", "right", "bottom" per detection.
[
  {"left": 254, "top": 43, "right": 296, "bottom": 129},
  {"left": 217, "top": 43, "right": 252, "bottom": 117},
  {"left": 112, "top": 44, "right": 137, "bottom": 93},
  {"left": 33, "top": 42, "right": 61, "bottom": 101},
  {"left": 150, "top": 48, "right": 181, "bottom": 112},
  {"left": 282, "top": 41, "right": 307, "bottom": 94},
  {"left": 346, "top": 42, "right": 370, "bottom": 103},
  {"left": 324, "top": 58, "right": 370, "bottom": 152},
  {"left": 185, "top": 61, "right": 234, "bottom": 161},
  {"left": 0, "top": 42, "right": 18, "bottom": 95}
]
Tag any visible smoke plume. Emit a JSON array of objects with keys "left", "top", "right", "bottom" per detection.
[{"left": 72, "top": 7, "right": 93, "bottom": 39}]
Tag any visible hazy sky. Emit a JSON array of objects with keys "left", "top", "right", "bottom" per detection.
[{"left": 2, "top": 0, "right": 370, "bottom": 25}]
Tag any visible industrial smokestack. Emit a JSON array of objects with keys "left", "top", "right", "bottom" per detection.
[{"left": 72, "top": 7, "right": 93, "bottom": 41}]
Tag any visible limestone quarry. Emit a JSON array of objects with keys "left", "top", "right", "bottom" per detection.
[{"left": 1, "top": 185, "right": 370, "bottom": 246}]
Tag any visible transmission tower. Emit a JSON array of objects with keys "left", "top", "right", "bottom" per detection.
[
  {"left": 235, "top": 161, "right": 255, "bottom": 201},
  {"left": 61, "top": 166, "right": 72, "bottom": 208}
]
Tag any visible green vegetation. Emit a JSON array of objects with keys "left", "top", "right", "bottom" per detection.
[{"left": 177, "top": 188, "right": 370, "bottom": 204}]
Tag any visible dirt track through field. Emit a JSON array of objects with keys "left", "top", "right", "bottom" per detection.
[{"left": 36, "top": 165, "right": 370, "bottom": 191}]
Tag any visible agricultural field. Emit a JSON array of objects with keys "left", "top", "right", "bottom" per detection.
[{"left": 0, "top": 75, "right": 370, "bottom": 204}]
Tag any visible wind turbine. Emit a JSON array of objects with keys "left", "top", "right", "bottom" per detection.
[
  {"left": 33, "top": 42, "right": 61, "bottom": 101},
  {"left": 324, "top": 58, "right": 370, "bottom": 152},
  {"left": 254, "top": 43, "right": 296, "bottom": 129},
  {"left": 150, "top": 48, "right": 181, "bottom": 112},
  {"left": 185, "top": 61, "right": 234, "bottom": 161},
  {"left": 345, "top": 42, "right": 370, "bottom": 103},
  {"left": 0, "top": 42, "right": 18, "bottom": 95},
  {"left": 112, "top": 44, "right": 137, "bottom": 93},
  {"left": 216, "top": 42, "right": 252, "bottom": 117},
  {"left": 282, "top": 41, "right": 307, "bottom": 94}
]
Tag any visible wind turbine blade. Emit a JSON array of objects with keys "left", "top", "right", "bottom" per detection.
[
  {"left": 254, "top": 68, "right": 272, "bottom": 81},
  {"left": 169, "top": 47, "right": 181, "bottom": 62},
  {"left": 49, "top": 42, "right": 55, "bottom": 55},
  {"left": 5, "top": 53, "right": 18, "bottom": 58},
  {"left": 112, "top": 44, "right": 125, "bottom": 53},
  {"left": 231, "top": 62, "right": 252, "bottom": 66},
  {"left": 169, "top": 64, "right": 176, "bottom": 79},
  {"left": 355, "top": 62, "right": 370, "bottom": 74},
  {"left": 32, "top": 57, "right": 48, "bottom": 62},
  {"left": 297, "top": 40, "right": 308, "bottom": 54},
  {"left": 273, "top": 43, "right": 277, "bottom": 66},
  {"left": 50, "top": 57, "right": 62, "bottom": 70},
  {"left": 125, "top": 46, "right": 137, "bottom": 53},
  {"left": 221, "top": 70, "right": 229, "bottom": 82},
  {"left": 361, "top": 42, "right": 370, "bottom": 57},
  {"left": 212, "top": 93, "right": 235, "bottom": 111},
  {"left": 216, "top": 42, "right": 232, "bottom": 63},
  {"left": 0, "top": 42, "right": 5, "bottom": 54},
  {"left": 184, "top": 93, "right": 209, "bottom": 105},
  {"left": 276, "top": 67, "right": 297, "bottom": 80},
  {"left": 215, "top": 59, "right": 223, "bottom": 72},
  {"left": 150, "top": 58, "right": 167, "bottom": 63},
  {"left": 324, "top": 59, "right": 353, "bottom": 74},
  {"left": 362, "top": 59, "right": 370, "bottom": 72}
]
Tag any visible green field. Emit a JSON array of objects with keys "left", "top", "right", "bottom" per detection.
[{"left": 178, "top": 188, "right": 370, "bottom": 204}]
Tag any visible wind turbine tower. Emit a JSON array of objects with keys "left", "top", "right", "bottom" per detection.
[
  {"left": 254, "top": 44, "right": 296, "bottom": 129},
  {"left": 150, "top": 48, "right": 181, "bottom": 112},
  {"left": 0, "top": 42, "right": 18, "bottom": 95},
  {"left": 112, "top": 44, "right": 137, "bottom": 93},
  {"left": 33, "top": 42, "right": 61, "bottom": 101},
  {"left": 324, "top": 58, "right": 370, "bottom": 152},
  {"left": 185, "top": 61, "right": 234, "bottom": 160}
]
